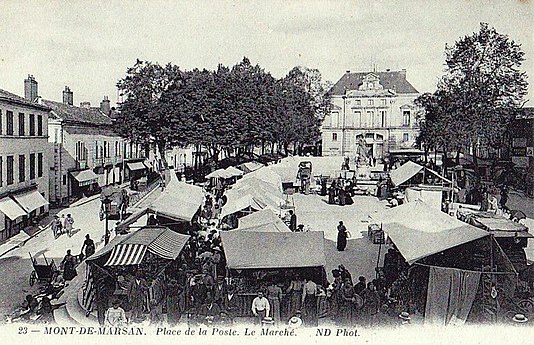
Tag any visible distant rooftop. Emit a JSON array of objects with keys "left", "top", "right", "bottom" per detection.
[
  {"left": 0, "top": 88, "right": 49, "bottom": 110},
  {"left": 41, "top": 99, "right": 112, "bottom": 126},
  {"left": 329, "top": 70, "right": 419, "bottom": 96}
]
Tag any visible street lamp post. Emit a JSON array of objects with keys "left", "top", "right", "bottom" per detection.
[{"left": 102, "top": 196, "right": 112, "bottom": 245}]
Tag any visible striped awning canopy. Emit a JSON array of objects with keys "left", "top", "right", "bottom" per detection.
[
  {"left": 87, "top": 226, "right": 190, "bottom": 266},
  {"left": 105, "top": 244, "right": 147, "bottom": 266}
]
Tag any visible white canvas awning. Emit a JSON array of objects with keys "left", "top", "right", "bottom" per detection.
[
  {"left": 380, "top": 200, "right": 489, "bottom": 264},
  {"left": 0, "top": 196, "right": 27, "bottom": 220},
  {"left": 12, "top": 189, "right": 49, "bottom": 213},
  {"left": 389, "top": 161, "right": 424, "bottom": 186},
  {"left": 71, "top": 170, "right": 99, "bottom": 186}
]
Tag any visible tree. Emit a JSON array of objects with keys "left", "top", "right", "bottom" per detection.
[
  {"left": 285, "top": 66, "right": 332, "bottom": 120},
  {"left": 115, "top": 60, "right": 183, "bottom": 160},
  {"left": 416, "top": 23, "right": 528, "bottom": 171},
  {"left": 442, "top": 23, "right": 528, "bottom": 166}
]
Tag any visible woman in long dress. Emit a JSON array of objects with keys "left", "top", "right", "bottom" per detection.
[
  {"left": 337, "top": 221, "right": 348, "bottom": 251},
  {"left": 340, "top": 279, "right": 356, "bottom": 326},
  {"left": 286, "top": 275, "right": 304, "bottom": 317},
  {"left": 266, "top": 281, "right": 283, "bottom": 324}
]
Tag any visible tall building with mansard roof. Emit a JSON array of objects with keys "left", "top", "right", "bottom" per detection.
[{"left": 321, "top": 69, "right": 420, "bottom": 159}]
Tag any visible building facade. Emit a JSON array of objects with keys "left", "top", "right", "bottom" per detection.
[
  {"left": 509, "top": 107, "right": 534, "bottom": 196},
  {"left": 0, "top": 85, "right": 50, "bottom": 242},
  {"left": 321, "top": 70, "right": 420, "bottom": 159},
  {"left": 42, "top": 86, "right": 145, "bottom": 205}
]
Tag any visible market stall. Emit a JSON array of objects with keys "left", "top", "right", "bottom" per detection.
[
  {"left": 83, "top": 226, "right": 190, "bottom": 320},
  {"left": 379, "top": 200, "right": 518, "bottom": 325},
  {"left": 219, "top": 231, "right": 327, "bottom": 319}
]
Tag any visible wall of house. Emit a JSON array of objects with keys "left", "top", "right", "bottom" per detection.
[{"left": 0, "top": 100, "right": 50, "bottom": 232}]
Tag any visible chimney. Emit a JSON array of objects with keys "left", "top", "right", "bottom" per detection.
[
  {"left": 63, "top": 86, "right": 73, "bottom": 105},
  {"left": 399, "top": 69, "right": 407, "bottom": 78},
  {"left": 80, "top": 101, "right": 91, "bottom": 109},
  {"left": 24, "top": 74, "right": 38, "bottom": 101},
  {"left": 100, "top": 96, "right": 111, "bottom": 115}
]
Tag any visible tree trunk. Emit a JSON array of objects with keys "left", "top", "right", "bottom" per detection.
[{"left": 443, "top": 150, "right": 449, "bottom": 176}]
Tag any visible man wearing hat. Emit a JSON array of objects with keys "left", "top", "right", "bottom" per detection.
[
  {"left": 288, "top": 311, "right": 303, "bottom": 328},
  {"left": 223, "top": 285, "right": 240, "bottom": 321},
  {"left": 213, "top": 276, "right": 228, "bottom": 306},
  {"left": 251, "top": 291, "right": 270, "bottom": 325},
  {"left": 398, "top": 311, "right": 411, "bottom": 325},
  {"left": 512, "top": 313, "right": 528, "bottom": 324}
]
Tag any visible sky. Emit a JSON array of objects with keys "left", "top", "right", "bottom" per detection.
[{"left": 0, "top": 0, "right": 532, "bottom": 107}]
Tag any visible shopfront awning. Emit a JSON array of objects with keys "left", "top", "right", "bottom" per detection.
[
  {"left": 0, "top": 196, "right": 27, "bottom": 220},
  {"left": 127, "top": 162, "right": 148, "bottom": 171},
  {"left": 12, "top": 189, "right": 49, "bottom": 213},
  {"left": 71, "top": 170, "right": 99, "bottom": 186}
]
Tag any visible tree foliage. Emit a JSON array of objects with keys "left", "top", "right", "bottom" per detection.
[
  {"left": 415, "top": 23, "right": 528, "bottom": 164},
  {"left": 115, "top": 57, "right": 328, "bottom": 162}
]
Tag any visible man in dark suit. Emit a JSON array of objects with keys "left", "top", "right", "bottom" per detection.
[{"left": 222, "top": 285, "right": 240, "bottom": 321}]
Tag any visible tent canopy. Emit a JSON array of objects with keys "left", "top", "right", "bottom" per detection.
[
  {"left": 220, "top": 194, "right": 267, "bottom": 218},
  {"left": 389, "top": 161, "right": 424, "bottom": 186},
  {"left": 381, "top": 200, "right": 489, "bottom": 264},
  {"left": 143, "top": 172, "right": 203, "bottom": 221},
  {"left": 220, "top": 231, "right": 326, "bottom": 269},
  {"left": 206, "top": 168, "right": 233, "bottom": 179},
  {"left": 238, "top": 209, "right": 290, "bottom": 232},
  {"left": 87, "top": 226, "right": 190, "bottom": 266},
  {"left": 240, "top": 167, "right": 282, "bottom": 190},
  {"left": 225, "top": 166, "right": 244, "bottom": 177},
  {"left": 238, "top": 161, "right": 264, "bottom": 173},
  {"left": 237, "top": 223, "right": 291, "bottom": 233}
]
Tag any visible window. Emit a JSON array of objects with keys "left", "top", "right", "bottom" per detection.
[
  {"left": 381, "top": 99, "right": 387, "bottom": 106},
  {"left": 18, "top": 113, "right": 25, "bottom": 136},
  {"left": 7, "top": 156, "right": 14, "bottom": 185},
  {"left": 19, "top": 154, "right": 25, "bottom": 182},
  {"left": 0, "top": 110, "right": 2, "bottom": 134},
  {"left": 63, "top": 174, "right": 67, "bottom": 185},
  {"left": 403, "top": 110, "right": 411, "bottom": 126},
  {"left": 365, "top": 111, "right": 373, "bottom": 128},
  {"left": 29, "top": 153, "right": 35, "bottom": 180},
  {"left": 95, "top": 141, "right": 99, "bottom": 159},
  {"left": 368, "top": 99, "right": 374, "bottom": 106},
  {"left": 37, "top": 153, "right": 43, "bottom": 177},
  {"left": 403, "top": 133, "right": 409, "bottom": 142},
  {"left": 332, "top": 133, "right": 338, "bottom": 141},
  {"left": 354, "top": 100, "right": 361, "bottom": 106},
  {"left": 29, "top": 114, "right": 35, "bottom": 136},
  {"left": 6, "top": 110, "right": 14, "bottom": 135},
  {"left": 37, "top": 115, "right": 43, "bottom": 136},
  {"left": 123, "top": 142, "right": 127, "bottom": 158},
  {"left": 0, "top": 157, "right": 2, "bottom": 187},
  {"left": 380, "top": 111, "right": 386, "bottom": 127},
  {"left": 115, "top": 142, "right": 119, "bottom": 157},
  {"left": 104, "top": 141, "right": 108, "bottom": 158},
  {"left": 354, "top": 111, "right": 361, "bottom": 127},
  {"left": 54, "top": 128, "right": 59, "bottom": 143}
]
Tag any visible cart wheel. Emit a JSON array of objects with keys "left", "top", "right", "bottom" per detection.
[
  {"left": 518, "top": 299, "right": 534, "bottom": 314},
  {"left": 29, "top": 271, "right": 37, "bottom": 286}
]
